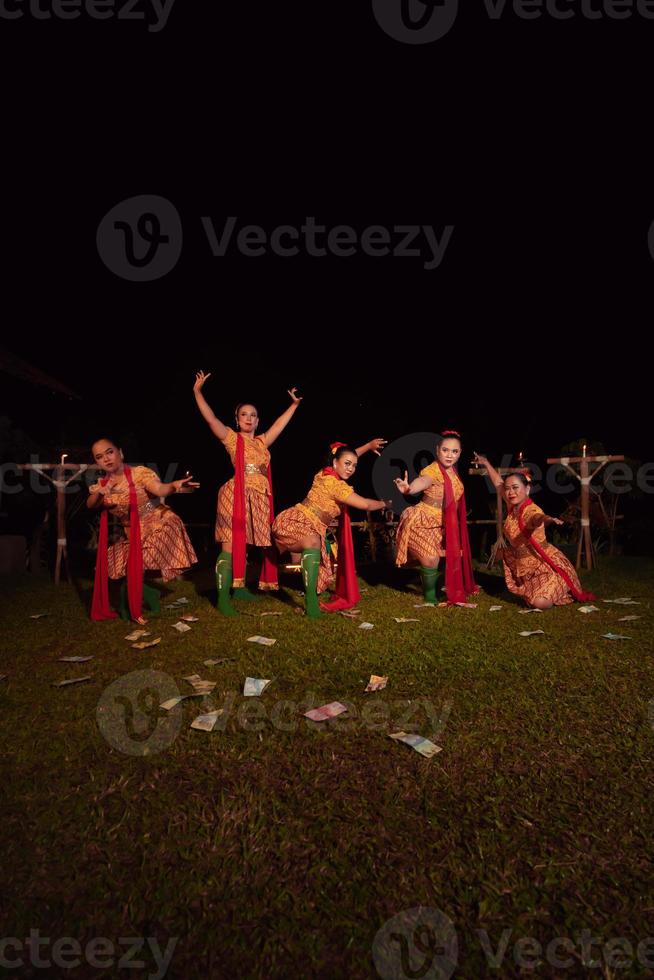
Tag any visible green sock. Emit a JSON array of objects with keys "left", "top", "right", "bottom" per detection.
[
  {"left": 142, "top": 582, "right": 160, "bottom": 614},
  {"left": 301, "top": 548, "right": 323, "bottom": 619},
  {"left": 232, "top": 563, "right": 262, "bottom": 601},
  {"left": 420, "top": 566, "right": 438, "bottom": 605},
  {"left": 216, "top": 552, "right": 237, "bottom": 616}
]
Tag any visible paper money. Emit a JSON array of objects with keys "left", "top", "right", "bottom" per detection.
[
  {"left": 125, "top": 629, "right": 150, "bottom": 641},
  {"left": 183, "top": 674, "right": 216, "bottom": 694},
  {"left": 180, "top": 614, "right": 199, "bottom": 622},
  {"left": 602, "top": 598, "right": 639, "bottom": 605},
  {"left": 519, "top": 630, "right": 545, "bottom": 637},
  {"left": 601, "top": 633, "right": 631, "bottom": 640},
  {"left": 618, "top": 615, "right": 640, "bottom": 622},
  {"left": 52, "top": 676, "right": 92, "bottom": 687},
  {"left": 190, "top": 709, "right": 224, "bottom": 732},
  {"left": 172, "top": 621, "right": 192, "bottom": 633},
  {"left": 165, "top": 597, "right": 190, "bottom": 609},
  {"left": 203, "top": 658, "right": 235, "bottom": 666},
  {"left": 414, "top": 603, "right": 436, "bottom": 608},
  {"left": 30, "top": 613, "right": 48, "bottom": 619},
  {"left": 58, "top": 656, "right": 93, "bottom": 663},
  {"left": 160, "top": 693, "right": 203, "bottom": 710},
  {"left": 182, "top": 673, "right": 203, "bottom": 684},
  {"left": 243, "top": 677, "right": 272, "bottom": 697},
  {"left": 389, "top": 731, "right": 442, "bottom": 758},
  {"left": 519, "top": 608, "right": 543, "bottom": 614},
  {"left": 394, "top": 617, "right": 419, "bottom": 623},
  {"left": 131, "top": 638, "right": 161, "bottom": 650},
  {"left": 578, "top": 605, "right": 600, "bottom": 613},
  {"left": 246, "top": 635, "right": 277, "bottom": 646},
  {"left": 365, "top": 675, "right": 388, "bottom": 692},
  {"left": 304, "top": 701, "right": 348, "bottom": 722},
  {"left": 339, "top": 609, "right": 361, "bottom": 618},
  {"left": 489, "top": 606, "right": 503, "bottom": 612},
  {"left": 358, "top": 622, "right": 374, "bottom": 630},
  {"left": 455, "top": 602, "right": 478, "bottom": 609},
  {"left": 259, "top": 611, "right": 283, "bottom": 617}
]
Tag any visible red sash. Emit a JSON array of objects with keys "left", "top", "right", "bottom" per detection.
[
  {"left": 515, "top": 500, "right": 595, "bottom": 602},
  {"left": 439, "top": 462, "right": 479, "bottom": 605},
  {"left": 231, "top": 434, "right": 278, "bottom": 589},
  {"left": 319, "top": 466, "right": 360, "bottom": 613},
  {"left": 91, "top": 465, "right": 143, "bottom": 621}
]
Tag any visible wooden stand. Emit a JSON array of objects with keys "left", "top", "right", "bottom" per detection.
[
  {"left": 18, "top": 462, "right": 103, "bottom": 584},
  {"left": 545, "top": 453, "right": 625, "bottom": 570}
]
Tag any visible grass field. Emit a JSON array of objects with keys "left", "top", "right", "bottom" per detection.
[{"left": 2, "top": 557, "right": 653, "bottom": 979}]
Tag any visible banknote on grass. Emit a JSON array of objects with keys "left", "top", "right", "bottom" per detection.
[
  {"left": 365, "top": 675, "right": 388, "bottom": 693},
  {"left": 52, "top": 676, "right": 93, "bottom": 687},
  {"left": 125, "top": 629, "right": 150, "bottom": 641},
  {"left": 243, "top": 677, "right": 272, "bottom": 697},
  {"left": 190, "top": 709, "right": 224, "bottom": 732},
  {"left": 389, "top": 731, "right": 442, "bottom": 758},
  {"left": 246, "top": 636, "right": 277, "bottom": 646},
  {"left": 132, "top": 638, "right": 161, "bottom": 650},
  {"left": 304, "top": 701, "right": 348, "bottom": 722}
]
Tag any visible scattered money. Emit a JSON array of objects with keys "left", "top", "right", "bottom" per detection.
[
  {"left": 304, "top": 702, "right": 348, "bottom": 722},
  {"left": 394, "top": 617, "right": 419, "bottom": 623},
  {"left": 160, "top": 694, "right": 203, "bottom": 710},
  {"left": 519, "top": 608, "right": 543, "bottom": 614},
  {"left": 243, "top": 677, "right": 272, "bottom": 697},
  {"left": 389, "top": 731, "right": 442, "bottom": 758},
  {"left": 125, "top": 629, "right": 150, "bottom": 641},
  {"left": 618, "top": 615, "right": 640, "bottom": 622},
  {"left": 203, "top": 658, "right": 235, "bottom": 666},
  {"left": 190, "top": 709, "right": 224, "bottom": 732},
  {"left": 29, "top": 613, "right": 48, "bottom": 620},
  {"left": 455, "top": 602, "right": 478, "bottom": 609},
  {"left": 180, "top": 614, "right": 199, "bottom": 623},
  {"left": 578, "top": 605, "right": 600, "bottom": 614},
  {"left": 601, "top": 633, "right": 631, "bottom": 640},
  {"left": 414, "top": 603, "right": 436, "bottom": 608},
  {"left": 519, "top": 630, "right": 545, "bottom": 637},
  {"left": 52, "top": 676, "right": 92, "bottom": 687},
  {"left": 358, "top": 622, "right": 374, "bottom": 630},
  {"left": 172, "top": 622, "right": 192, "bottom": 633},
  {"left": 259, "top": 611, "right": 283, "bottom": 617},
  {"left": 489, "top": 606, "right": 503, "bottom": 612},
  {"left": 58, "top": 656, "right": 93, "bottom": 663},
  {"left": 131, "top": 638, "right": 161, "bottom": 650},
  {"left": 602, "top": 598, "right": 640, "bottom": 605},
  {"left": 365, "top": 675, "right": 388, "bottom": 693},
  {"left": 246, "top": 636, "right": 277, "bottom": 646},
  {"left": 183, "top": 673, "right": 216, "bottom": 694},
  {"left": 339, "top": 609, "right": 361, "bottom": 618}
]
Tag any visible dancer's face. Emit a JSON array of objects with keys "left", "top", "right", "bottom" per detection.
[
  {"left": 437, "top": 438, "right": 461, "bottom": 469},
  {"left": 505, "top": 476, "right": 529, "bottom": 506},
  {"left": 236, "top": 404, "right": 258, "bottom": 434},
  {"left": 333, "top": 452, "right": 358, "bottom": 480},
  {"left": 92, "top": 440, "right": 124, "bottom": 474}
]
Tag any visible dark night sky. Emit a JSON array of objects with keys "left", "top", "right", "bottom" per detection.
[{"left": 0, "top": 2, "right": 652, "bottom": 527}]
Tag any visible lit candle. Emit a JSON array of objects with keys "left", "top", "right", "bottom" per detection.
[
  {"left": 518, "top": 451, "right": 523, "bottom": 463},
  {"left": 582, "top": 444, "right": 587, "bottom": 458},
  {"left": 60, "top": 453, "right": 68, "bottom": 466}
]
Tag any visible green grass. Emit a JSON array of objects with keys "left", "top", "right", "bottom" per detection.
[{"left": 1, "top": 558, "right": 654, "bottom": 979}]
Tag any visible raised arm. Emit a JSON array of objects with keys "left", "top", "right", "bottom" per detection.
[
  {"left": 394, "top": 470, "right": 433, "bottom": 495},
  {"left": 345, "top": 492, "right": 391, "bottom": 513},
  {"left": 472, "top": 453, "right": 503, "bottom": 489},
  {"left": 263, "top": 388, "right": 302, "bottom": 447},
  {"left": 193, "top": 371, "right": 229, "bottom": 441},
  {"left": 355, "top": 438, "right": 387, "bottom": 457},
  {"left": 143, "top": 473, "right": 200, "bottom": 498}
]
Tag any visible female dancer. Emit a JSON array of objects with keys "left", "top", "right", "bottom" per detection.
[
  {"left": 87, "top": 438, "right": 198, "bottom": 623},
  {"left": 272, "top": 442, "right": 390, "bottom": 618},
  {"left": 193, "top": 371, "right": 302, "bottom": 616},
  {"left": 394, "top": 430, "right": 478, "bottom": 605},
  {"left": 472, "top": 454, "right": 595, "bottom": 608}
]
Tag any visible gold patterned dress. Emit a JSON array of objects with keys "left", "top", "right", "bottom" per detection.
[
  {"left": 272, "top": 471, "right": 355, "bottom": 593},
  {"left": 395, "top": 463, "right": 464, "bottom": 566},
  {"left": 503, "top": 501, "right": 583, "bottom": 606},
  {"left": 215, "top": 428, "right": 273, "bottom": 546},
  {"left": 105, "top": 467, "right": 197, "bottom": 581}
]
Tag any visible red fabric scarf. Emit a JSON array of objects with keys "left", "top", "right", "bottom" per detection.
[
  {"left": 319, "top": 466, "right": 360, "bottom": 613},
  {"left": 515, "top": 499, "right": 596, "bottom": 602},
  {"left": 231, "top": 434, "right": 278, "bottom": 589},
  {"left": 438, "top": 462, "right": 479, "bottom": 605},
  {"left": 91, "top": 465, "right": 143, "bottom": 621}
]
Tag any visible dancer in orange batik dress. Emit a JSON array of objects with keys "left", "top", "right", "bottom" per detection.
[{"left": 473, "top": 455, "right": 595, "bottom": 608}]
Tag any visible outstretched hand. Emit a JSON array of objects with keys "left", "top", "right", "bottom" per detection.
[
  {"left": 173, "top": 474, "right": 200, "bottom": 494},
  {"left": 394, "top": 470, "right": 411, "bottom": 494},
  {"left": 288, "top": 387, "right": 303, "bottom": 405},
  {"left": 472, "top": 452, "right": 489, "bottom": 467},
  {"left": 544, "top": 515, "right": 564, "bottom": 526},
  {"left": 194, "top": 371, "right": 211, "bottom": 393},
  {"left": 368, "top": 438, "right": 388, "bottom": 456}
]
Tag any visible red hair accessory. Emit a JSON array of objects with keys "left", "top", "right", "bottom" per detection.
[
  {"left": 330, "top": 442, "right": 347, "bottom": 455},
  {"left": 440, "top": 429, "right": 461, "bottom": 438}
]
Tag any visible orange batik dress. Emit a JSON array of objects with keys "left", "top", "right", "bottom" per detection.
[
  {"left": 272, "top": 471, "right": 355, "bottom": 593},
  {"left": 395, "top": 462, "right": 464, "bottom": 566},
  {"left": 106, "top": 466, "right": 197, "bottom": 582},
  {"left": 503, "top": 500, "right": 590, "bottom": 607}
]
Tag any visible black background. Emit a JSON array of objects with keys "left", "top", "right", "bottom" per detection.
[{"left": 0, "top": 0, "right": 651, "bottom": 538}]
